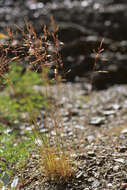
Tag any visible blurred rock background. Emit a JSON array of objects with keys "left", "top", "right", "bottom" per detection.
[{"left": 0, "top": 0, "right": 127, "bottom": 89}]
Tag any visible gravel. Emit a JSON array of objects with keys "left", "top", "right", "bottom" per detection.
[{"left": 12, "top": 82, "right": 127, "bottom": 190}]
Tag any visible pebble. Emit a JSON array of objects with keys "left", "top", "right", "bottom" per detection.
[
  {"left": 88, "top": 177, "right": 95, "bottom": 182},
  {"left": 76, "top": 171, "right": 83, "bottom": 178},
  {"left": 114, "top": 158, "right": 125, "bottom": 163},
  {"left": 102, "top": 110, "right": 116, "bottom": 116},
  {"left": 87, "top": 151, "right": 95, "bottom": 156},
  {"left": 40, "top": 128, "right": 48, "bottom": 133},
  {"left": 89, "top": 116, "right": 105, "bottom": 125},
  {"left": 121, "top": 128, "right": 127, "bottom": 134},
  {"left": 11, "top": 176, "right": 19, "bottom": 189},
  {"left": 87, "top": 135, "right": 95, "bottom": 142},
  {"left": 117, "top": 146, "right": 127, "bottom": 152},
  {"left": 112, "top": 104, "right": 121, "bottom": 110},
  {"left": 92, "top": 180, "right": 100, "bottom": 188},
  {"left": 107, "top": 183, "right": 113, "bottom": 187},
  {"left": 75, "top": 125, "right": 84, "bottom": 130},
  {"left": 113, "top": 165, "right": 119, "bottom": 172}
]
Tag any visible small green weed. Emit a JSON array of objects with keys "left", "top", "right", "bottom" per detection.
[
  {"left": 0, "top": 62, "right": 46, "bottom": 185},
  {"left": 0, "top": 124, "right": 36, "bottom": 179},
  {"left": 0, "top": 62, "right": 47, "bottom": 123}
]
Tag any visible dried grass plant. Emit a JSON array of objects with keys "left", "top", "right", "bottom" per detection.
[{"left": 0, "top": 17, "right": 75, "bottom": 183}]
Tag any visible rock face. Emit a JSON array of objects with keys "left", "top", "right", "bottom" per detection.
[{"left": 0, "top": 0, "right": 127, "bottom": 89}]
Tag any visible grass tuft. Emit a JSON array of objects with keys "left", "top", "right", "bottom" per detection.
[
  {"left": 0, "top": 17, "right": 76, "bottom": 187},
  {"left": 0, "top": 16, "right": 106, "bottom": 188},
  {"left": 40, "top": 144, "right": 75, "bottom": 182}
]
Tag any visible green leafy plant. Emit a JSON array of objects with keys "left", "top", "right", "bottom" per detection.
[
  {"left": 0, "top": 124, "right": 36, "bottom": 178},
  {"left": 0, "top": 62, "right": 47, "bottom": 123}
]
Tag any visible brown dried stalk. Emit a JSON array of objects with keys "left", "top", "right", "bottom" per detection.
[{"left": 90, "top": 39, "right": 108, "bottom": 92}]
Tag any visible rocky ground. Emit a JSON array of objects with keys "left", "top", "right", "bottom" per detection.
[
  {"left": 1, "top": 1, "right": 127, "bottom": 189},
  {"left": 12, "top": 82, "right": 127, "bottom": 190},
  {"left": 1, "top": 0, "right": 127, "bottom": 89}
]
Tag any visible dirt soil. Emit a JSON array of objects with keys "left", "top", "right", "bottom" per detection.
[{"left": 14, "top": 82, "right": 127, "bottom": 190}]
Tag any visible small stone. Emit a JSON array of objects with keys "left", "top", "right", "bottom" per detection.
[
  {"left": 107, "top": 183, "right": 113, "bottom": 187},
  {"left": 5, "top": 128, "right": 12, "bottom": 134},
  {"left": 121, "top": 183, "right": 127, "bottom": 188},
  {"left": 89, "top": 116, "right": 105, "bottom": 125},
  {"left": 112, "top": 104, "right": 121, "bottom": 110},
  {"left": 26, "top": 126, "right": 32, "bottom": 131},
  {"left": 35, "top": 138, "right": 42, "bottom": 146},
  {"left": 102, "top": 110, "right": 116, "bottom": 115},
  {"left": 88, "top": 177, "right": 95, "bottom": 182},
  {"left": 63, "top": 117, "right": 69, "bottom": 122},
  {"left": 11, "top": 176, "right": 19, "bottom": 189},
  {"left": 113, "top": 165, "right": 119, "bottom": 172},
  {"left": 87, "top": 151, "right": 95, "bottom": 156},
  {"left": 117, "top": 146, "right": 127, "bottom": 153},
  {"left": 87, "top": 135, "right": 95, "bottom": 142},
  {"left": 70, "top": 110, "right": 79, "bottom": 116},
  {"left": 51, "top": 131, "right": 56, "bottom": 135},
  {"left": 70, "top": 153, "right": 77, "bottom": 158},
  {"left": 121, "top": 128, "right": 127, "bottom": 134},
  {"left": 114, "top": 158, "right": 125, "bottom": 163},
  {"left": 75, "top": 125, "right": 84, "bottom": 129},
  {"left": 92, "top": 180, "right": 100, "bottom": 188},
  {"left": 68, "top": 131, "right": 73, "bottom": 136},
  {"left": 40, "top": 128, "right": 48, "bottom": 133},
  {"left": 76, "top": 171, "right": 83, "bottom": 178}
]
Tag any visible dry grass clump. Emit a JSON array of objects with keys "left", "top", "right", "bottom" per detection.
[
  {"left": 5, "top": 16, "right": 63, "bottom": 77},
  {"left": 90, "top": 38, "right": 108, "bottom": 92},
  {"left": 40, "top": 145, "right": 75, "bottom": 182},
  {"left": 0, "top": 17, "right": 64, "bottom": 79},
  {"left": 0, "top": 17, "right": 108, "bottom": 186},
  {"left": 0, "top": 17, "right": 75, "bottom": 184},
  {"left": 0, "top": 55, "right": 10, "bottom": 76}
]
